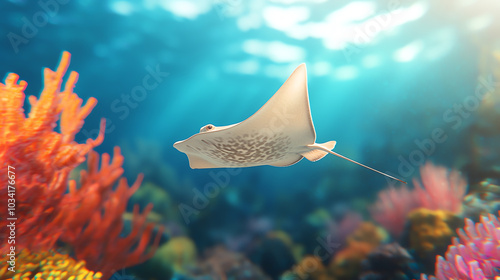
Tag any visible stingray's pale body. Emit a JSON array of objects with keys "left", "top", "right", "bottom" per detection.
[
  {"left": 173, "top": 64, "right": 332, "bottom": 168},
  {"left": 173, "top": 64, "right": 405, "bottom": 183}
]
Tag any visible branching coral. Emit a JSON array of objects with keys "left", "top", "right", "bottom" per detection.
[
  {"left": 421, "top": 212, "right": 500, "bottom": 280},
  {"left": 0, "top": 52, "right": 163, "bottom": 279},
  {"left": 370, "top": 162, "right": 467, "bottom": 237},
  {"left": 0, "top": 249, "right": 102, "bottom": 280},
  {"left": 0, "top": 51, "right": 105, "bottom": 251}
]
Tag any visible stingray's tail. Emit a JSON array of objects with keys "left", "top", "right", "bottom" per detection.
[{"left": 308, "top": 143, "right": 407, "bottom": 184}]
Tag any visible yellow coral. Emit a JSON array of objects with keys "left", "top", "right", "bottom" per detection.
[
  {"left": 408, "top": 208, "right": 462, "bottom": 258},
  {"left": 0, "top": 250, "right": 102, "bottom": 280},
  {"left": 346, "top": 222, "right": 387, "bottom": 247},
  {"left": 153, "top": 237, "right": 197, "bottom": 274}
]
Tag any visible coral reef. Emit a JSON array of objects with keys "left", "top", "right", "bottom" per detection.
[
  {"left": 0, "top": 51, "right": 104, "bottom": 252},
  {"left": 0, "top": 52, "right": 163, "bottom": 279},
  {"left": 192, "top": 246, "right": 271, "bottom": 280},
  {"left": 267, "top": 230, "right": 304, "bottom": 262},
  {"left": 360, "top": 243, "right": 416, "bottom": 280},
  {"left": 371, "top": 162, "right": 467, "bottom": 237},
  {"left": 422, "top": 212, "right": 500, "bottom": 280},
  {"left": 463, "top": 178, "right": 500, "bottom": 220},
  {"left": 407, "top": 209, "right": 463, "bottom": 259},
  {"left": 329, "top": 222, "right": 387, "bottom": 280},
  {"left": 412, "top": 163, "right": 467, "bottom": 213},
  {"left": 0, "top": 249, "right": 102, "bottom": 280},
  {"left": 154, "top": 236, "right": 197, "bottom": 274},
  {"left": 130, "top": 181, "right": 181, "bottom": 223},
  {"left": 325, "top": 209, "right": 363, "bottom": 246},
  {"left": 346, "top": 222, "right": 388, "bottom": 248},
  {"left": 281, "top": 256, "right": 332, "bottom": 280},
  {"left": 330, "top": 241, "right": 374, "bottom": 280},
  {"left": 370, "top": 184, "right": 417, "bottom": 238},
  {"left": 250, "top": 233, "right": 297, "bottom": 279}
]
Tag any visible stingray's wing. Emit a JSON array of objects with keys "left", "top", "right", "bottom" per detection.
[{"left": 239, "top": 63, "right": 316, "bottom": 145}]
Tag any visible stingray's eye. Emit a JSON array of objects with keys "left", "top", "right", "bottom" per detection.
[{"left": 200, "top": 124, "right": 215, "bottom": 133}]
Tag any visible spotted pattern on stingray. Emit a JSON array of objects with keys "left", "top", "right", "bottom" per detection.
[{"left": 187, "top": 132, "right": 292, "bottom": 166}]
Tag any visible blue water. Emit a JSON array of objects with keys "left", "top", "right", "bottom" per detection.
[{"left": 1, "top": 0, "right": 499, "bottom": 277}]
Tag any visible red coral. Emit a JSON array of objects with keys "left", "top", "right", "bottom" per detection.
[
  {"left": 0, "top": 52, "right": 163, "bottom": 279},
  {"left": 370, "top": 162, "right": 467, "bottom": 237}
]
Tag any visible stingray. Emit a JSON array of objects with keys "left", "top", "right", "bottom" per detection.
[{"left": 173, "top": 64, "right": 405, "bottom": 183}]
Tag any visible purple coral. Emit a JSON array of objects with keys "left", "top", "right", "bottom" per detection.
[{"left": 421, "top": 212, "right": 500, "bottom": 280}]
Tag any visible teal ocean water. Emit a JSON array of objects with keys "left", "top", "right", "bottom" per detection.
[{"left": 1, "top": 1, "right": 499, "bottom": 279}]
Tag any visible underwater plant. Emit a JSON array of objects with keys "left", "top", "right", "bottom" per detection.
[
  {"left": 371, "top": 162, "right": 467, "bottom": 237},
  {"left": 0, "top": 52, "right": 162, "bottom": 279},
  {"left": 421, "top": 212, "right": 500, "bottom": 280}
]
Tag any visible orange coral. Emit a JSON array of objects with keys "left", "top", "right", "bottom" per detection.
[
  {"left": 0, "top": 52, "right": 163, "bottom": 279},
  {"left": 0, "top": 51, "right": 104, "bottom": 251},
  {"left": 328, "top": 222, "right": 386, "bottom": 280}
]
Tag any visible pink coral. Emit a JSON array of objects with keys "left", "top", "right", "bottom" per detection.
[
  {"left": 421, "top": 212, "right": 500, "bottom": 280},
  {"left": 413, "top": 162, "right": 467, "bottom": 212},
  {"left": 370, "top": 162, "right": 467, "bottom": 237},
  {"left": 370, "top": 184, "right": 417, "bottom": 237}
]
